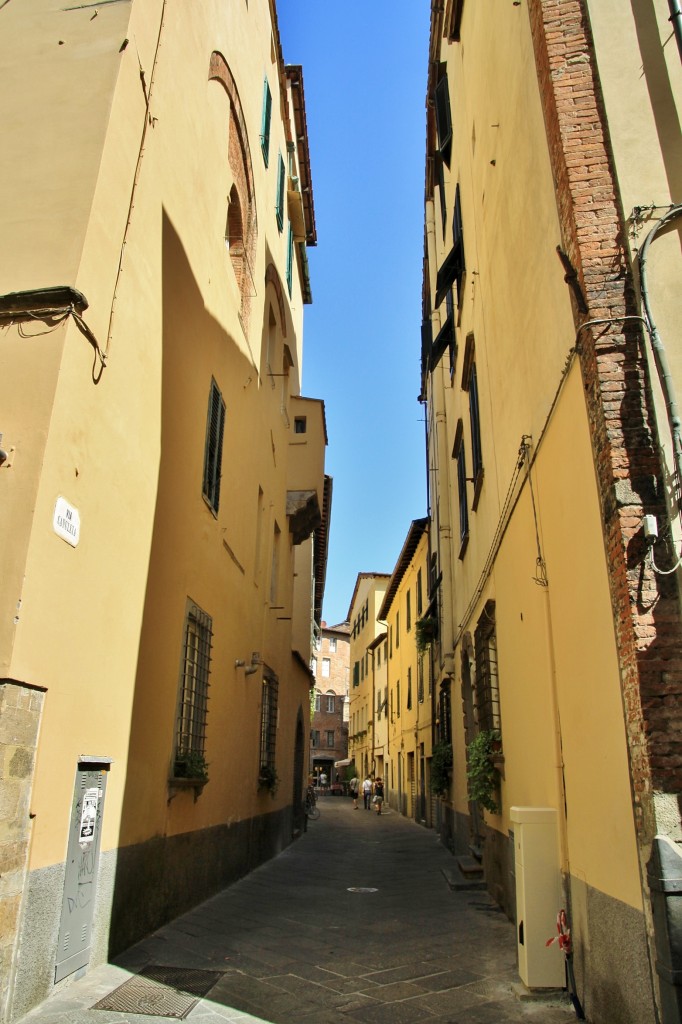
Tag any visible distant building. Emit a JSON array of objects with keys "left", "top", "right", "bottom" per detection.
[
  {"left": 378, "top": 518, "right": 432, "bottom": 823},
  {"left": 347, "top": 573, "right": 390, "bottom": 779},
  {"left": 310, "top": 621, "right": 350, "bottom": 781}
]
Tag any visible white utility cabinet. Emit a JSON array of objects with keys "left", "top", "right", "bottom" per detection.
[{"left": 510, "top": 806, "right": 565, "bottom": 989}]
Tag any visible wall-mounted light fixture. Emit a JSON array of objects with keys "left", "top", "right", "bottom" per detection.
[{"left": 235, "top": 652, "right": 262, "bottom": 675}]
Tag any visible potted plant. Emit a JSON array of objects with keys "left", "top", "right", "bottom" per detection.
[
  {"left": 430, "top": 741, "right": 453, "bottom": 796},
  {"left": 415, "top": 615, "right": 438, "bottom": 654},
  {"left": 173, "top": 751, "right": 209, "bottom": 783},
  {"left": 466, "top": 729, "right": 502, "bottom": 814},
  {"left": 258, "top": 764, "right": 279, "bottom": 796}
]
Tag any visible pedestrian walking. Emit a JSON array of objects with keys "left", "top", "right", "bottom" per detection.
[
  {"left": 373, "top": 777, "right": 384, "bottom": 815},
  {"left": 320, "top": 771, "right": 328, "bottom": 793},
  {"left": 362, "top": 775, "right": 372, "bottom": 810},
  {"left": 349, "top": 774, "right": 359, "bottom": 808}
]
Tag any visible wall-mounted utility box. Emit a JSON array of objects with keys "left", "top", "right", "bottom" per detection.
[{"left": 510, "top": 806, "right": 565, "bottom": 989}]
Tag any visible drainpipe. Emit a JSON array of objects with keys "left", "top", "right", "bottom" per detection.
[
  {"left": 638, "top": 205, "right": 682, "bottom": 516},
  {"left": 668, "top": 0, "right": 682, "bottom": 64},
  {"left": 647, "top": 836, "right": 682, "bottom": 1023}
]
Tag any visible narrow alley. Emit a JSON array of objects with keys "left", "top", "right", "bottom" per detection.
[{"left": 19, "top": 798, "right": 576, "bottom": 1024}]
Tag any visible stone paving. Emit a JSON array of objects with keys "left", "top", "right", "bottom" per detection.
[{"left": 17, "top": 797, "right": 579, "bottom": 1024}]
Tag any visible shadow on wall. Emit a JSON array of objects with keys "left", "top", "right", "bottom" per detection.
[{"left": 108, "top": 212, "right": 293, "bottom": 956}]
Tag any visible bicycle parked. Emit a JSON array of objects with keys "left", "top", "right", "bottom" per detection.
[{"left": 304, "top": 784, "right": 320, "bottom": 820}]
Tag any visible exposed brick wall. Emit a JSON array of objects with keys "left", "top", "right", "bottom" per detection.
[
  {"left": 209, "top": 51, "right": 258, "bottom": 332},
  {"left": 311, "top": 628, "right": 350, "bottom": 770},
  {"left": 527, "top": 0, "right": 682, "bottom": 840}
]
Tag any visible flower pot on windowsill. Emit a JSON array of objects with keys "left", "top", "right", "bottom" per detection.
[
  {"left": 258, "top": 765, "right": 279, "bottom": 797},
  {"left": 169, "top": 753, "right": 209, "bottom": 798}
]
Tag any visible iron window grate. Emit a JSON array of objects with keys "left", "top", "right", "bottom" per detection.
[
  {"left": 260, "top": 672, "right": 279, "bottom": 772},
  {"left": 176, "top": 602, "right": 213, "bottom": 759}
]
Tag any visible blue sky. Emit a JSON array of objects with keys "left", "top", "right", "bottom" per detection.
[{"left": 278, "top": 3, "right": 430, "bottom": 627}]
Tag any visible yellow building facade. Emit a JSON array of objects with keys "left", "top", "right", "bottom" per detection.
[
  {"left": 0, "top": 1, "right": 327, "bottom": 1020},
  {"left": 347, "top": 574, "right": 389, "bottom": 780},
  {"left": 422, "top": 2, "right": 681, "bottom": 1023},
  {"left": 378, "top": 519, "right": 433, "bottom": 824}
]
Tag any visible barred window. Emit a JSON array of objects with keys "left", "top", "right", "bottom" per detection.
[
  {"left": 175, "top": 601, "right": 213, "bottom": 760},
  {"left": 438, "top": 680, "right": 452, "bottom": 746},
  {"left": 260, "top": 671, "right": 279, "bottom": 773},
  {"left": 474, "top": 601, "right": 500, "bottom": 732}
]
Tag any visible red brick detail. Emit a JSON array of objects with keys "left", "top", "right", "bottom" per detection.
[
  {"left": 528, "top": 0, "right": 682, "bottom": 832},
  {"left": 209, "top": 51, "right": 258, "bottom": 331}
]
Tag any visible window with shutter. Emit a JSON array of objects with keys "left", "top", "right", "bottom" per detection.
[
  {"left": 435, "top": 184, "right": 465, "bottom": 307},
  {"left": 447, "top": 0, "right": 465, "bottom": 41},
  {"left": 469, "top": 362, "right": 484, "bottom": 504},
  {"left": 453, "top": 420, "right": 469, "bottom": 554},
  {"left": 435, "top": 151, "right": 447, "bottom": 235},
  {"left": 276, "top": 152, "right": 285, "bottom": 231},
  {"left": 474, "top": 601, "right": 501, "bottom": 733},
  {"left": 202, "top": 380, "right": 225, "bottom": 514},
  {"left": 435, "top": 68, "right": 452, "bottom": 165},
  {"left": 286, "top": 224, "right": 294, "bottom": 295},
  {"left": 260, "top": 77, "right": 272, "bottom": 166}
]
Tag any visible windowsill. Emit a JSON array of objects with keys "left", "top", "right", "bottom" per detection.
[
  {"left": 202, "top": 494, "right": 219, "bottom": 519},
  {"left": 167, "top": 777, "right": 207, "bottom": 802}
]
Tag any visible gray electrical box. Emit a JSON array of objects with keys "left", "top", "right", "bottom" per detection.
[{"left": 54, "top": 760, "right": 109, "bottom": 983}]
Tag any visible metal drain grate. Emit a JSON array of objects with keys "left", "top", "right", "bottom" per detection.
[{"left": 93, "top": 965, "right": 223, "bottom": 1019}]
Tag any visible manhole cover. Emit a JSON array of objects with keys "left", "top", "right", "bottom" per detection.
[
  {"left": 347, "top": 887, "right": 378, "bottom": 893},
  {"left": 92, "top": 965, "right": 222, "bottom": 1019}
]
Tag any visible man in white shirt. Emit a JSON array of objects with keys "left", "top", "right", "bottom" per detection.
[{"left": 362, "top": 776, "right": 372, "bottom": 810}]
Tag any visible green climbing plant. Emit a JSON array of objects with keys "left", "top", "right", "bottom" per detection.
[
  {"left": 466, "top": 729, "right": 501, "bottom": 814},
  {"left": 415, "top": 615, "right": 438, "bottom": 655},
  {"left": 430, "top": 741, "right": 453, "bottom": 796}
]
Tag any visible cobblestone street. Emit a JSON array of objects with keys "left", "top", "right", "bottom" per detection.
[{"left": 19, "top": 797, "right": 578, "bottom": 1024}]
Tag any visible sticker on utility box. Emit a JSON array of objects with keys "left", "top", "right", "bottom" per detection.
[
  {"left": 53, "top": 496, "right": 80, "bottom": 547},
  {"left": 79, "top": 788, "right": 99, "bottom": 844}
]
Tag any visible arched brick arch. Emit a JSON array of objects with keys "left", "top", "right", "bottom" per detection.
[
  {"left": 209, "top": 51, "right": 258, "bottom": 329},
  {"left": 264, "top": 263, "right": 288, "bottom": 339}
]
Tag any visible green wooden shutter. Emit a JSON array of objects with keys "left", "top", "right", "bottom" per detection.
[
  {"left": 276, "top": 152, "right": 285, "bottom": 231},
  {"left": 260, "top": 78, "right": 272, "bottom": 167},
  {"left": 286, "top": 224, "right": 294, "bottom": 295},
  {"left": 203, "top": 380, "right": 225, "bottom": 512}
]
